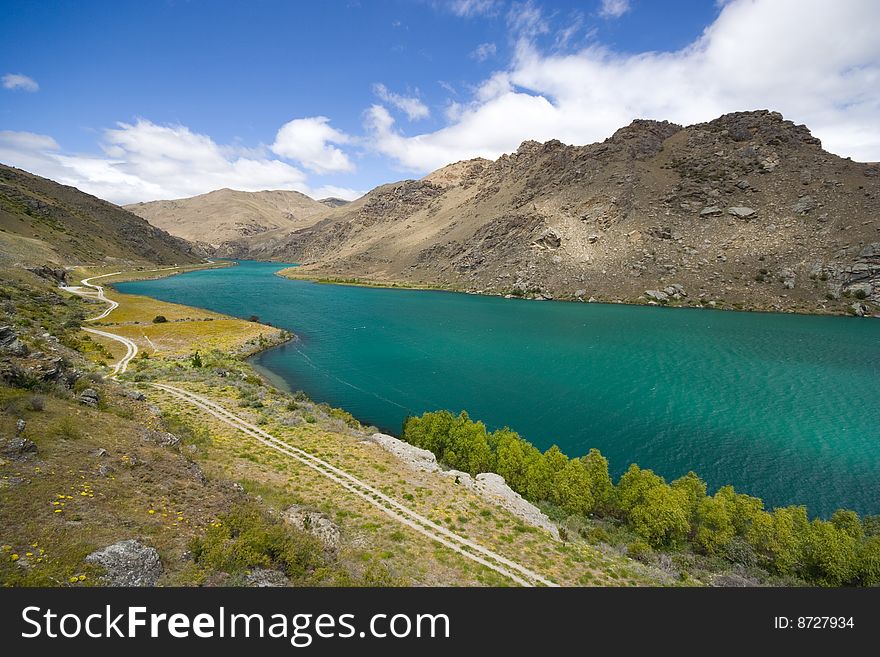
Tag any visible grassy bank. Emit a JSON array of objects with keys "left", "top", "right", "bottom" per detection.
[{"left": 3, "top": 264, "right": 665, "bottom": 586}]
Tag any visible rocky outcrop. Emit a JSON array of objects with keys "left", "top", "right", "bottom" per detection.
[
  {"left": 283, "top": 505, "right": 341, "bottom": 558},
  {"left": 368, "top": 432, "right": 558, "bottom": 537},
  {"left": 453, "top": 472, "right": 559, "bottom": 539},
  {"left": 824, "top": 242, "right": 880, "bottom": 307},
  {"left": 0, "top": 437, "right": 38, "bottom": 461},
  {"left": 79, "top": 388, "right": 99, "bottom": 407},
  {"left": 0, "top": 326, "right": 28, "bottom": 357},
  {"left": 25, "top": 265, "right": 68, "bottom": 285},
  {"left": 367, "top": 432, "right": 439, "bottom": 473},
  {"left": 85, "top": 539, "right": 163, "bottom": 586}
]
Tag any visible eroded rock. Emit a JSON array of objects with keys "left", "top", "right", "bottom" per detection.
[{"left": 85, "top": 539, "right": 162, "bottom": 586}]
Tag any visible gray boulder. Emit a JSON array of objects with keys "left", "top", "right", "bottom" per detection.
[
  {"left": 85, "top": 540, "right": 162, "bottom": 586},
  {"left": 79, "top": 388, "right": 99, "bottom": 407},
  {"left": 368, "top": 432, "right": 439, "bottom": 473},
  {"left": 699, "top": 206, "right": 723, "bottom": 217},
  {"left": 663, "top": 284, "right": 687, "bottom": 299},
  {"left": 122, "top": 388, "right": 146, "bottom": 401},
  {"left": 1, "top": 437, "right": 38, "bottom": 460},
  {"left": 645, "top": 289, "right": 669, "bottom": 302},
  {"left": 727, "top": 206, "right": 757, "bottom": 219},
  {"left": 779, "top": 268, "right": 797, "bottom": 289},
  {"left": 244, "top": 568, "right": 289, "bottom": 587},
  {"left": 0, "top": 326, "right": 29, "bottom": 357},
  {"left": 792, "top": 195, "right": 817, "bottom": 214}
]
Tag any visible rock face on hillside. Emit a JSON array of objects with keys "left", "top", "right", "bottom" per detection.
[{"left": 252, "top": 110, "right": 879, "bottom": 316}]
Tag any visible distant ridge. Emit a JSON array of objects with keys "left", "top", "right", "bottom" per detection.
[
  {"left": 318, "top": 197, "right": 350, "bottom": 208},
  {"left": 125, "top": 188, "right": 329, "bottom": 248}
]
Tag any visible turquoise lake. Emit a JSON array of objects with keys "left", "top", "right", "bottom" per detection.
[{"left": 116, "top": 260, "right": 880, "bottom": 517}]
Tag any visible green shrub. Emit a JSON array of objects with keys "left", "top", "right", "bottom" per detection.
[
  {"left": 152, "top": 315, "right": 168, "bottom": 323},
  {"left": 189, "top": 502, "right": 324, "bottom": 581},
  {"left": 627, "top": 539, "right": 653, "bottom": 562},
  {"left": 52, "top": 416, "right": 82, "bottom": 440},
  {"left": 401, "top": 409, "right": 873, "bottom": 586}
]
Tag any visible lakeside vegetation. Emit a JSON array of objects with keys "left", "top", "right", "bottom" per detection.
[
  {"left": 402, "top": 410, "right": 880, "bottom": 587},
  {"left": 4, "top": 266, "right": 660, "bottom": 587}
]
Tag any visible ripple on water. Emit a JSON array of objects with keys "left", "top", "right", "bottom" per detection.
[{"left": 116, "top": 261, "right": 880, "bottom": 517}]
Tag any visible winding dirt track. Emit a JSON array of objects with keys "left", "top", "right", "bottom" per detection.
[
  {"left": 65, "top": 269, "right": 177, "bottom": 378},
  {"left": 151, "top": 382, "right": 558, "bottom": 587},
  {"left": 63, "top": 267, "right": 558, "bottom": 586}
]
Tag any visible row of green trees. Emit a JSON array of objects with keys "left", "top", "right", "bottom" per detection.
[{"left": 401, "top": 410, "right": 880, "bottom": 586}]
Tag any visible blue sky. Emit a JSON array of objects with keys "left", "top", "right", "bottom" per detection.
[{"left": 1, "top": 1, "right": 878, "bottom": 203}]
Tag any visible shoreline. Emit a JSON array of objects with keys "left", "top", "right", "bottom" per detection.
[
  {"left": 275, "top": 264, "right": 878, "bottom": 319},
  {"left": 99, "top": 258, "right": 298, "bottom": 365},
  {"left": 112, "top": 261, "right": 879, "bottom": 518}
]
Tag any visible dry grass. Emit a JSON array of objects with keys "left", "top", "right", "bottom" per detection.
[
  {"left": 0, "top": 386, "right": 234, "bottom": 586},
  {"left": 7, "top": 266, "right": 664, "bottom": 587},
  {"left": 149, "top": 381, "right": 659, "bottom": 587},
  {"left": 66, "top": 273, "right": 280, "bottom": 360}
]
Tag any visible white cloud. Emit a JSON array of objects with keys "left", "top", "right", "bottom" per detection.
[
  {"left": 313, "top": 185, "right": 365, "bottom": 201},
  {"left": 470, "top": 42, "right": 497, "bottom": 62},
  {"left": 0, "top": 130, "right": 58, "bottom": 151},
  {"left": 271, "top": 116, "right": 354, "bottom": 174},
  {"left": 0, "top": 120, "right": 339, "bottom": 205},
  {"left": 365, "top": 0, "right": 880, "bottom": 171},
  {"left": 448, "top": 0, "right": 501, "bottom": 17},
  {"left": 373, "top": 83, "right": 430, "bottom": 121},
  {"left": 506, "top": 1, "right": 550, "bottom": 39},
  {"left": 598, "top": 0, "right": 631, "bottom": 19},
  {"left": 2, "top": 73, "right": 39, "bottom": 92}
]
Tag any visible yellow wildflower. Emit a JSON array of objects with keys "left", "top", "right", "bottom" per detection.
[
  {"left": 54, "top": 509, "right": 62, "bottom": 514},
  {"left": 69, "top": 576, "right": 78, "bottom": 584},
  {"left": 148, "top": 509, "right": 156, "bottom": 515},
  {"left": 78, "top": 575, "right": 86, "bottom": 581},
  {"left": 11, "top": 554, "right": 19, "bottom": 561}
]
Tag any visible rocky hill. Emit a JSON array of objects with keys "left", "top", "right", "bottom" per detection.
[
  {"left": 125, "top": 188, "right": 329, "bottom": 249},
  {"left": 319, "top": 197, "right": 350, "bottom": 208},
  {"left": 260, "top": 111, "right": 878, "bottom": 315},
  {"left": 0, "top": 163, "right": 201, "bottom": 268}
]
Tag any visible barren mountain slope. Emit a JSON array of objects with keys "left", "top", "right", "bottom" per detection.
[
  {"left": 263, "top": 111, "right": 879, "bottom": 315},
  {"left": 0, "top": 163, "right": 201, "bottom": 268},
  {"left": 125, "top": 188, "right": 330, "bottom": 248}
]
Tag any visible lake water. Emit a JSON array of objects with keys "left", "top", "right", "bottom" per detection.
[{"left": 116, "top": 260, "right": 880, "bottom": 517}]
